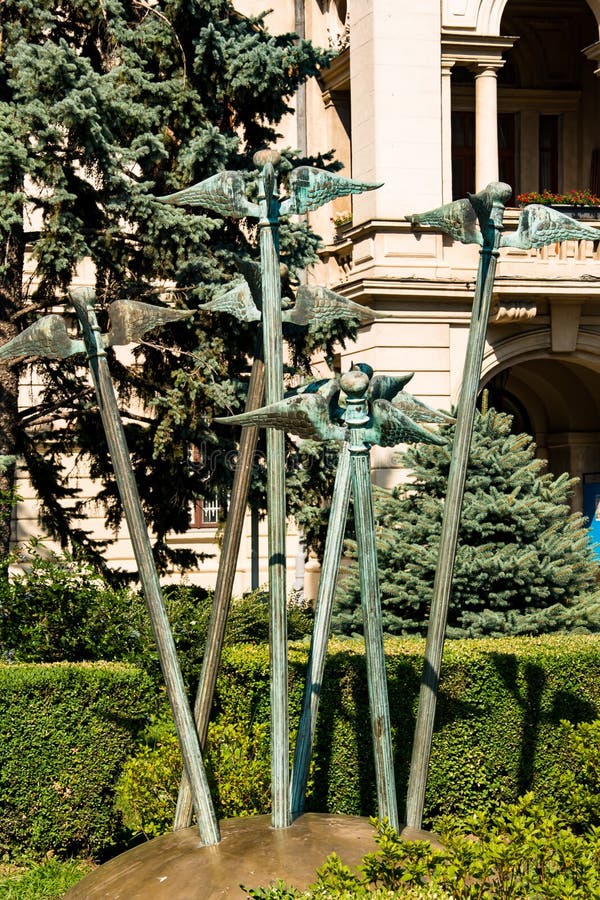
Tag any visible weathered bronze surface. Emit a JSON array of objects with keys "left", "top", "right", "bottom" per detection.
[
  {"left": 159, "top": 157, "right": 383, "bottom": 832},
  {"left": 219, "top": 364, "right": 449, "bottom": 829},
  {"left": 65, "top": 813, "right": 437, "bottom": 900},
  {"left": 402, "top": 183, "right": 581, "bottom": 832}
]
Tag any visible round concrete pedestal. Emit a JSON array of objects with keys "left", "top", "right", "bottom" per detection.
[{"left": 65, "top": 813, "right": 433, "bottom": 899}]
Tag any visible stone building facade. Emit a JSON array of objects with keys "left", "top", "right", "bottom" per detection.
[{"left": 13, "top": 0, "right": 600, "bottom": 589}]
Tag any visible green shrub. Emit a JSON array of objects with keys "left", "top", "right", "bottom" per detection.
[
  {"left": 541, "top": 718, "right": 600, "bottom": 832},
  {"left": 0, "top": 551, "right": 145, "bottom": 664},
  {"left": 115, "top": 635, "right": 600, "bottom": 836},
  {"left": 0, "top": 662, "right": 153, "bottom": 859},
  {"left": 246, "top": 799, "right": 600, "bottom": 898},
  {"left": 114, "top": 710, "right": 273, "bottom": 835},
  {"left": 0, "top": 558, "right": 311, "bottom": 696},
  {"left": 114, "top": 720, "right": 182, "bottom": 839}
]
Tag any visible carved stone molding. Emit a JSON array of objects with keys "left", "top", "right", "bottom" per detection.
[{"left": 491, "top": 299, "right": 537, "bottom": 323}]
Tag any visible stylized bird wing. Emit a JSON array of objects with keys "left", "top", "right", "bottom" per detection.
[
  {"left": 283, "top": 284, "right": 388, "bottom": 329},
  {"left": 232, "top": 254, "right": 263, "bottom": 306},
  {"left": 106, "top": 300, "right": 194, "bottom": 346},
  {"left": 363, "top": 400, "right": 447, "bottom": 447},
  {"left": 392, "top": 391, "right": 455, "bottom": 424},
  {"left": 156, "top": 171, "right": 260, "bottom": 219},
  {"left": 215, "top": 391, "right": 346, "bottom": 442},
  {"left": 367, "top": 373, "right": 415, "bottom": 402},
  {"left": 280, "top": 167, "right": 382, "bottom": 216},
  {"left": 0, "top": 315, "right": 85, "bottom": 361},
  {"left": 200, "top": 280, "right": 261, "bottom": 323},
  {"left": 501, "top": 204, "right": 600, "bottom": 249},
  {"left": 289, "top": 376, "right": 345, "bottom": 426},
  {"left": 408, "top": 198, "right": 482, "bottom": 245}
]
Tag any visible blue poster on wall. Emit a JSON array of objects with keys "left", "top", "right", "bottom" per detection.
[{"left": 583, "top": 474, "right": 600, "bottom": 562}]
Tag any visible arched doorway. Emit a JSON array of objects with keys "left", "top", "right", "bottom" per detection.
[{"left": 481, "top": 348, "right": 600, "bottom": 553}]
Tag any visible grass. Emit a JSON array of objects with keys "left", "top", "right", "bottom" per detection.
[{"left": 0, "top": 859, "right": 92, "bottom": 899}]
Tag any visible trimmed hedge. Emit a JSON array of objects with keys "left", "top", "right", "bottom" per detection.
[
  {"left": 0, "top": 662, "right": 154, "bottom": 858},
  {"left": 214, "top": 635, "right": 600, "bottom": 826},
  {"left": 5, "top": 635, "right": 600, "bottom": 858}
]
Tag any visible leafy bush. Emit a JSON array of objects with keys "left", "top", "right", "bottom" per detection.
[
  {"left": 115, "top": 635, "right": 600, "bottom": 835},
  {"left": 114, "top": 710, "right": 272, "bottom": 836},
  {"left": 540, "top": 718, "right": 600, "bottom": 832},
  {"left": 246, "top": 799, "right": 600, "bottom": 898},
  {"left": 114, "top": 720, "right": 182, "bottom": 840},
  {"left": 0, "top": 556, "right": 311, "bottom": 694},
  {"left": 0, "top": 662, "right": 153, "bottom": 859},
  {"left": 0, "top": 551, "right": 140, "bottom": 664}
]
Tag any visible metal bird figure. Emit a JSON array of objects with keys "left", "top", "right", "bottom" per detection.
[
  {"left": 408, "top": 197, "right": 482, "bottom": 245},
  {"left": 501, "top": 203, "right": 600, "bottom": 249},
  {"left": 357, "top": 365, "right": 454, "bottom": 425},
  {"left": 392, "top": 391, "right": 455, "bottom": 425},
  {"left": 366, "top": 371, "right": 415, "bottom": 401},
  {"left": 106, "top": 300, "right": 194, "bottom": 346},
  {"left": 363, "top": 400, "right": 447, "bottom": 448},
  {"left": 215, "top": 377, "right": 346, "bottom": 442},
  {"left": 156, "top": 171, "right": 259, "bottom": 219},
  {"left": 200, "top": 279, "right": 261, "bottom": 323},
  {"left": 281, "top": 166, "right": 382, "bottom": 216},
  {"left": 232, "top": 254, "right": 263, "bottom": 306},
  {"left": 283, "top": 284, "right": 389, "bottom": 328},
  {"left": 0, "top": 315, "right": 85, "bottom": 361}
]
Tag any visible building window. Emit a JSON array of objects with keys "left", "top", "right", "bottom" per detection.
[
  {"left": 192, "top": 494, "right": 220, "bottom": 529},
  {"left": 452, "top": 111, "right": 517, "bottom": 199},
  {"left": 451, "top": 111, "right": 475, "bottom": 199},
  {"left": 498, "top": 113, "right": 516, "bottom": 194},
  {"left": 539, "top": 114, "right": 559, "bottom": 193},
  {"left": 189, "top": 444, "right": 224, "bottom": 529}
]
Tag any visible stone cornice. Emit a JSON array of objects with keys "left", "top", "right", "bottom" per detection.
[{"left": 441, "top": 31, "right": 518, "bottom": 67}]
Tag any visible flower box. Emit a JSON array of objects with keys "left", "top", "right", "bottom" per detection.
[
  {"left": 517, "top": 190, "right": 600, "bottom": 220},
  {"left": 548, "top": 204, "right": 600, "bottom": 221}
]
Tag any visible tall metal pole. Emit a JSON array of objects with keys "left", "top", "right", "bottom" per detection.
[
  {"left": 70, "top": 291, "right": 220, "bottom": 846},
  {"left": 290, "top": 444, "right": 351, "bottom": 817},
  {"left": 254, "top": 149, "right": 291, "bottom": 829},
  {"left": 174, "top": 347, "right": 265, "bottom": 830},
  {"left": 405, "top": 183, "right": 511, "bottom": 830},
  {"left": 342, "top": 368, "right": 399, "bottom": 830}
]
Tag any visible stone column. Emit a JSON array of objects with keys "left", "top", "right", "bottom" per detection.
[
  {"left": 474, "top": 61, "right": 503, "bottom": 190},
  {"left": 441, "top": 59, "right": 454, "bottom": 203}
]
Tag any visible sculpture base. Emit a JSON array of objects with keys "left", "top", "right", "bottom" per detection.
[{"left": 65, "top": 813, "right": 435, "bottom": 899}]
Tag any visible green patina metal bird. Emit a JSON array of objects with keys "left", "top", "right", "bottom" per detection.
[
  {"left": 156, "top": 170, "right": 259, "bottom": 218},
  {"left": 216, "top": 366, "right": 449, "bottom": 448},
  {"left": 357, "top": 364, "right": 455, "bottom": 426},
  {"left": 408, "top": 197, "right": 482, "bottom": 245},
  {"left": 215, "top": 377, "right": 347, "bottom": 442},
  {"left": 200, "top": 280, "right": 262, "bottom": 323},
  {"left": 106, "top": 300, "right": 194, "bottom": 345},
  {"left": 281, "top": 166, "right": 382, "bottom": 216},
  {"left": 200, "top": 277, "right": 389, "bottom": 331},
  {"left": 501, "top": 203, "right": 600, "bottom": 249},
  {"left": 0, "top": 300, "right": 193, "bottom": 363},
  {"left": 362, "top": 399, "right": 446, "bottom": 447},
  {"left": 282, "top": 284, "right": 389, "bottom": 327},
  {"left": 0, "top": 315, "right": 85, "bottom": 361}
]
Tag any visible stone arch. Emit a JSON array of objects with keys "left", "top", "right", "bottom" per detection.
[
  {"left": 474, "top": 0, "right": 600, "bottom": 36},
  {"left": 479, "top": 329, "right": 600, "bottom": 513}
]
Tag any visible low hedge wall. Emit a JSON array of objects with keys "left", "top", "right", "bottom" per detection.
[
  {"left": 3, "top": 635, "right": 600, "bottom": 859},
  {"left": 214, "top": 634, "right": 600, "bottom": 826},
  {"left": 0, "top": 662, "right": 154, "bottom": 858}
]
